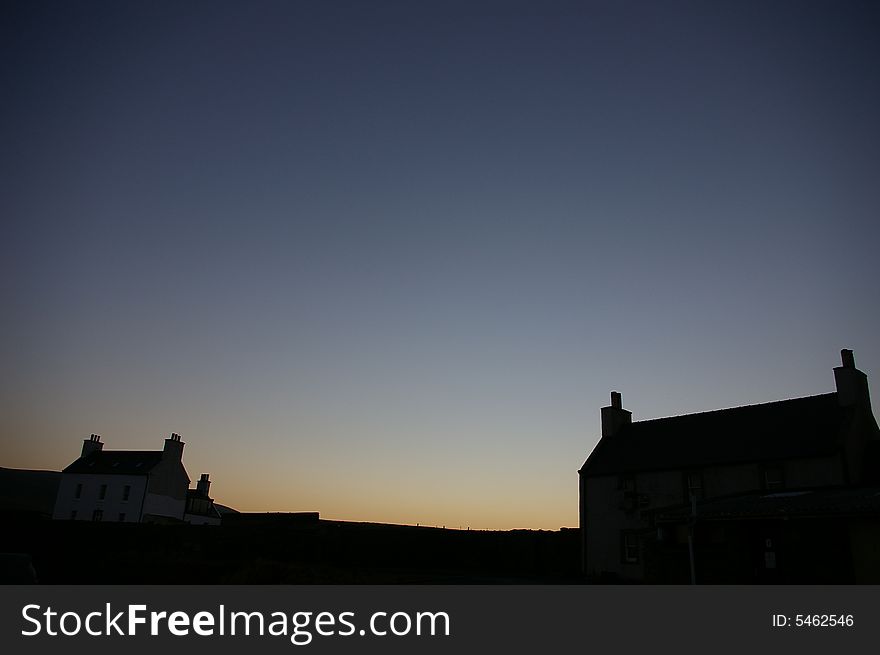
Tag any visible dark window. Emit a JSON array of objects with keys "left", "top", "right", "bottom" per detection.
[
  {"left": 618, "top": 474, "right": 636, "bottom": 491},
  {"left": 92, "top": 509, "right": 103, "bottom": 522},
  {"left": 70, "top": 510, "right": 77, "bottom": 520},
  {"left": 99, "top": 484, "right": 107, "bottom": 500},
  {"left": 118, "top": 513, "right": 126, "bottom": 522},
  {"left": 74, "top": 483, "right": 83, "bottom": 499},
  {"left": 122, "top": 485, "right": 131, "bottom": 502},
  {"left": 621, "top": 532, "right": 639, "bottom": 563},
  {"left": 762, "top": 465, "right": 784, "bottom": 491}
]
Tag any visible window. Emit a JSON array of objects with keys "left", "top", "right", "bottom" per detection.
[
  {"left": 621, "top": 532, "right": 639, "bottom": 563},
  {"left": 70, "top": 510, "right": 77, "bottom": 520},
  {"left": 762, "top": 465, "right": 784, "bottom": 491},
  {"left": 74, "top": 483, "right": 83, "bottom": 499},
  {"left": 684, "top": 471, "right": 704, "bottom": 500},
  {"left": 618, "top": 474, "right": 636, "bottom": 492},
  {"left": 99, "top": 484, "right": 107, "bottom": 500},
  {"left": 118, "top": 513, "right": 126, "bottom": 522},
  {"left": 122, "top": 485, "right": 131, "bottom": 502},
  {"left": 92, "top": 509, "right": 103, "bottom": 522}
]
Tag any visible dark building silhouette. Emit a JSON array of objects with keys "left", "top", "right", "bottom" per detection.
[
  {"left": 579, "top": 349, "right": 880, "bottom": 582},
  {"left": 185, "top": 473, "right": 222, "bottom": 525},
  {"left": 53, "top": 433, "right": 220, "bottom": 524}
]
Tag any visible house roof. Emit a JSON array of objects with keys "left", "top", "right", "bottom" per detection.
[
  {"left": 581, "top": 392, "right": 849, "bottom": 477},
  {"left": 62, "top": 451, "right": 164, "bottom": 475},
  {"left": 655, "top": 487, "right": 880, "bottom": 522}
]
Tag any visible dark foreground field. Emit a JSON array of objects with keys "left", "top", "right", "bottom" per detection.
[{"left": 1, "top": 512, "right": 580, "bottom": 584}]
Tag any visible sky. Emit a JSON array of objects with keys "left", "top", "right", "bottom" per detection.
[{"left": 2, "top": 0, "right": 879, "bottom": 529}]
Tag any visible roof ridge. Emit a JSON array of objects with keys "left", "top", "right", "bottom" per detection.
[
  {"left": 583, "top": 390, "right": 846, "bottom": 477},
  {"left": 632, "top": 392, "right": 837, "bottom": 425},
  {"left": 63, "top": 449, "right": 165, "bottom": 474},
  {"left": 88, "top": 449, "right": 162, "bottom": 454}
]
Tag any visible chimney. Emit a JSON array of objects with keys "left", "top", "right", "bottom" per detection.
[
  {"left": 163, "top": 432, "right": 185, "bottom": 460},
  {"left": 601, "top": 391, "right": 632, "bottom": 438},
  {"left": 196, "top": 473, "right": 211, "bottom": 497},
  {"left": 81, "top": 434, "right": 103, "bottom": 458},
  {"left": 834, "top": 349, "right": 870, "bottom": 407}
]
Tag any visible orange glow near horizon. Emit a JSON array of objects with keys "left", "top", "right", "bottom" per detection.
[{"left": 1, "top": 418, "right": 583, "bottom": 531}]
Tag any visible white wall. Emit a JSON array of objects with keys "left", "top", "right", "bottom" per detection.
[
  {"left": 142, "top": 492, "right": 186, "bottom": 520},
  {"left": 141, "top": 457, "right": 189, "bottom": 521},
  {"left": 52, "top": 474, "right": 148, "bottom": 522},
  {"left": 584, "top": 475, "right": 647, "bottom": 581}
]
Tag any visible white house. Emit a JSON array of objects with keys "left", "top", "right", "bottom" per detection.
[{"left": 52, "top": 433, "right": 219, "bottom": 524}]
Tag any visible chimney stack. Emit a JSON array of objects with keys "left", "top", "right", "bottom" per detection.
[
  {"left": 163, "top": 432, "right": 185, "bottom": 460},
  {"left": 601, "top": 391, "right": 632, "bottom": 438},
  {"left": 196, "top": 473, "right": 211, "bottom": 497},
  {"left": 834, "top": 348, "right": 870, "bottom": 407},
  {"left": 81, "top": 434, "right": 103, "bottom": 458}
]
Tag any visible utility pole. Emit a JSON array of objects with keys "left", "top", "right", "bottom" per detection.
[{"left": 687, "top": 494, "right": 697, "bottom": 585}]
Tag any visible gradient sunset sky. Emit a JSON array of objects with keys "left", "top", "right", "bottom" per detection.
[{"left": 2, "top": 0, "right": 879, "bottom": 529}]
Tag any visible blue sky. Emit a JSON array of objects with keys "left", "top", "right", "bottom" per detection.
[{"left": 2, "top": 0, "right": 879, "bottom": 528}]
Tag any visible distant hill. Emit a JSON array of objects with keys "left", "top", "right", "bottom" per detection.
[{"left": 0, "top": 467, "right": 61, "bottom": 516}]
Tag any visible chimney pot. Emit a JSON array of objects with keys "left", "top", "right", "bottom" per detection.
[
  {"left": 196, "top": 473, "right": 211, "bottom": 496},
  {"left": 81, "top": 434, "right": 104, "bottom": 457},
  {"left": 163, "top": 433, "right": 185, "bottom": 460},
  {"left": 834, "top": 348, "right": 869, "bottom": 408},
  {"left": 601, "top": 391, "right": 631, "bottom": 438}
]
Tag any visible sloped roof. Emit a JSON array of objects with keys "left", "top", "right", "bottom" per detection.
[
  {"left": 62, "top": 450, "right": 164, "bottom": 475},
  {"left": 581, "top": 392, "right": 848, "bottom": 477}
]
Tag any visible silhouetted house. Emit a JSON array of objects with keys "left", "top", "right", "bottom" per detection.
[
  {"left": 184, "top": 473, "right": 222, "bottom": 526},
  {"left": 579, "top": 349, "right": 880, "bottom": 583},
  {"left": 52, "top": 433, "right": 219, "bottom": 525}
]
